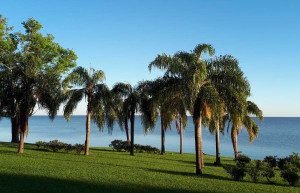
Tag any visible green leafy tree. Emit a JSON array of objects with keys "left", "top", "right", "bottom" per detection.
[
  {"left": 0, "top": 15, "right": 21, "bottom": 143},
  {"left": 1, "top": 17, "right": 77, "bottom": 153},
  {"left": 63, "top": 67, "right": 117, "bottom": 156}
]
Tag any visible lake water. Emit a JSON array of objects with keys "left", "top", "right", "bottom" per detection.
[{"left": 0, "top": 116, "right": 299, "bottom": 160}]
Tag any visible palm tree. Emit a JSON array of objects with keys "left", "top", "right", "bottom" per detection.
[
  {"left": 229, "top": 101, "right": 263, "bottom": 158},
  {"left": 138, "top": 77, "right": 187, "bottom": 155},
  {"left": 204, "top": 55, "right": 252, "bottom": 163},
  {"left": 63, "top": 66, "right": 116, "bottom": 156},
  {"left": 149, "top": 44, "right": 215, "bottom": 174},
  {"left": 111, "top": 82, "right": 139, "bottom": 156},
  {"left": 112, "top": 83, "right": 132, "bottom": 145}
]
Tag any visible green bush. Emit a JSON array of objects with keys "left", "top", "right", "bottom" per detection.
[
  {"left": 261, "top": 163, "right": 275, "bottom": 183},
  {"left": 74, "top": 144, "right": 85, "bottom": 155},
  {"left": 247, "top": 160, "right": 262, "bottom": 182},
  {"left": 280, "top": 163, "right": 299, "bottom": 186},
  {"left": 36, "top": 141, "right": 44, "bottom": 148},
  {"left": 224, "top": 164, "right": 246, "bottom": 181},
  {"left": 35, "top": 140, "right": 84, "bottom": 154},
  {"left": 109, "top": 140, "right": 160, "bottom": 154},
  {"left": 236, "top": 154, "right": 251, "bottom": 167},
  {"left": 263, "top": 156, "right": 277, "bottom": 168},
  {"left": 288, "top": 152, "right": 300, "bottom": 169},
  {"left": 278, "top": 157, "right": 289, "bottom": 170},
  {"left": 277, "top": 153, "right": 300, "bottom": 170}
]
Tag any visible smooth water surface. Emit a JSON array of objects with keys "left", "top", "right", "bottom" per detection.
[{"left": 0, "top": 116, "right": 299, "bottom": 160}]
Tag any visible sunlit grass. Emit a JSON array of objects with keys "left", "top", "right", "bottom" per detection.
[{"left": 0, "top": 142, "right": 299, "bottom": 193}]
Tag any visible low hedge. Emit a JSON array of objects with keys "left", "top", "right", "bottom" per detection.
[
  {"left": 109, "top": 140, "right": 160, "bottom": 154},
  {"left": 36, "top": 140, "right": 85, "bottom": 155}
]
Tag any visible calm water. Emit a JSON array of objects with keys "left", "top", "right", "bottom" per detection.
[{"left": 0, "top": 116, "right": 299, "bottom": 160}]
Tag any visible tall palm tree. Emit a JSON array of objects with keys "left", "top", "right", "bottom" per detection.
[
  {"left": 204, "top": 55, "right": 252, "bottom": 163},
  {"left": 63, "top": 66, "right": 116, "bottom": 156},
  {"left": 138, "top": 77, "right": 187, "bottom": 155},
  {"left": 149, "top": 44, "right": 215, "bottom": 174},
  {"left": 111, "top": 82, "right": 139, "bottom": 156},
  {"left": 112, "top": 83, "right": 132, "bottom": 145}
]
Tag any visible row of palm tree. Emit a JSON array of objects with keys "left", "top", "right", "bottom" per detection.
[{"left": 0, "top": 15, "right": 263, "bottom": 175}]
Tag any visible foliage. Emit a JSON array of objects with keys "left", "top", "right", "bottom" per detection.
[
  {"left": 263, "top": 155, "right": 277, "bottom": 168},
  {"left": 261, "top": 163, "right": 275, "bottom": 183},
  {"left": 288, "top": 152, "right": 300, "bottom": 169},
  {"left": 35, "top": 140, "right": 84, "bottom": 155},
  {"left": 235, "top": 154, "right": 251, "bottom": 166},
  {"left": 109, "top": 140, "right": 160, "bottom": 154},
  {"left": 223, "top": 164, "right": 246, "bottom": 181},
  {"left": 247, "top": 160, "right": 262, "bottom": 182},
  {"left": 277, "top": 153, "right": 300, "bottom": 170},
  {"left": 280, "top": 163, "right": 299, "bottom": 186},
  {"left": 278, "top": 157, "right": 289, "bottom": 170}
]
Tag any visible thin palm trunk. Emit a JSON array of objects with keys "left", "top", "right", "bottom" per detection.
[
  {"left": 180, "top": 117, "right": 183, "bottom": 155},
  {"left": 215, "top": 122, "right": 221, "bottom": 165},
  {"left": 130, "top": 109, "right": 135, "bottom": 156},
  {"left": 11, "top": 117, "right": 20, "bottom": 143},
  {"left": 85, "top": 93, "right": 92, "bottom": 156},
  {"left": 231, "top": 127, "right": 238, "bottom": 158},
  {"left": 161, "top": 115, "right": 165, "bottom": 155},
  {"left": 195, "top": 116, "right": 203, "bottom": 174},
  {"left": 125, "top": 117, "right": 130, "bottom": 145}
]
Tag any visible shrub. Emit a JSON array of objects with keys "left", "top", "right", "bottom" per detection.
[
  {"left": 280, "top": 163, "right": 299, "bottom": 186},
  {"left": 224, "top": 164, "right": 246, "bottom": 181},
  {"left": 74, "top": 144, "right": 85, "bottom": 155},
  {"left": 247, "top": 160, "right": 262, "bottom": 182},
  {"left": 36, "top": 141, "right": 44, "bottom": 148},
  {"left": 109, "top": 140, "right": 160, "bottom": 154},
  {"left": 261, "top": 163, "right": 275, "bottom": 183},
  {"left": 263, "top": 156, "right": 277, "bottom": 168},
  {"left": 278, "top": 157, "right": 289, "bottom": 170},
  {"left": 278, "top": 153, "right": 300, "bottom": 170},
  {"left": 288, "top": 152, "right": 300, "bottom": 169},
  {"left": 35, "top": 140, "right": 84, "bottom": 155},
  {"left": 236, "top": 154, "right": 251, "bottom": 167},
  {"left": 109, "top": 140, "right": 130, "bottom": 152}
]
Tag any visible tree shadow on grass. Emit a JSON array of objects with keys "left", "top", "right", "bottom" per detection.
[
  {"left": 0, "top": 173, "right": 220, "bottom": 193},
  {"left": 146, "top": 168, "right": 231, "bottom": 181},
  {"left": 89, "top": 148, "right": 114, "bottom": 152}
]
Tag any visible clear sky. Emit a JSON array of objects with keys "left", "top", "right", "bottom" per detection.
[{"left": 1, "top": 0, "right": 299, "bottom": 117}]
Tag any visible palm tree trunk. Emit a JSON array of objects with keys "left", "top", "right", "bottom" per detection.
[
  {"left": 125, "top": 117, "right": 130, "bottom": 145},
  {"left": 11, "top": 117, "right": 20, "bottom": 143},
  {"left": 18, "top": 112, "right": 28, "bottom": 154},
  {"left": 180, "top": 117, "right": 183, "bottom": 155},
  {"left": 85, "top": 93, "right": 92, "bottom": 156},
  {"left": 85, "top": 109, "right": 91, "bottom": 156},
  {"left": 130, "top": 109, "right": 135, "bottom": 156},
  {"left": 231, "top": 127, "right": 238, "bottom": 159},
  {"left": 215, "top": 122, "right": 221, "bottom": 165},
  {"left": 18, "top": 130, "right": 24, "bottom": 153},
  {"left": 195, "top": 116, "right": 203, "bottom": 175},
  {"left": 161, "top": 115, "right": 165, "bottom": 155}
]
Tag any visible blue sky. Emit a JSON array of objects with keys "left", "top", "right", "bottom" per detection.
[{"left": 1, "top": 0, "right": 299, "bottom": 116}]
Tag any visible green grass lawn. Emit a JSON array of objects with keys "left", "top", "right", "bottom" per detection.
[{"left": 0, "top": 142, "right": 299, "bottom": 193}]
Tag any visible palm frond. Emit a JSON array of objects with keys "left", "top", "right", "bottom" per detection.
[{"left": 63, "top": 88, "right": 85, "bottom": 122}]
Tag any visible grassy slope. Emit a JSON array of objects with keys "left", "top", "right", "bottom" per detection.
[{"left": 0, "top": 142, "right": 299, "bottom": 193}]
